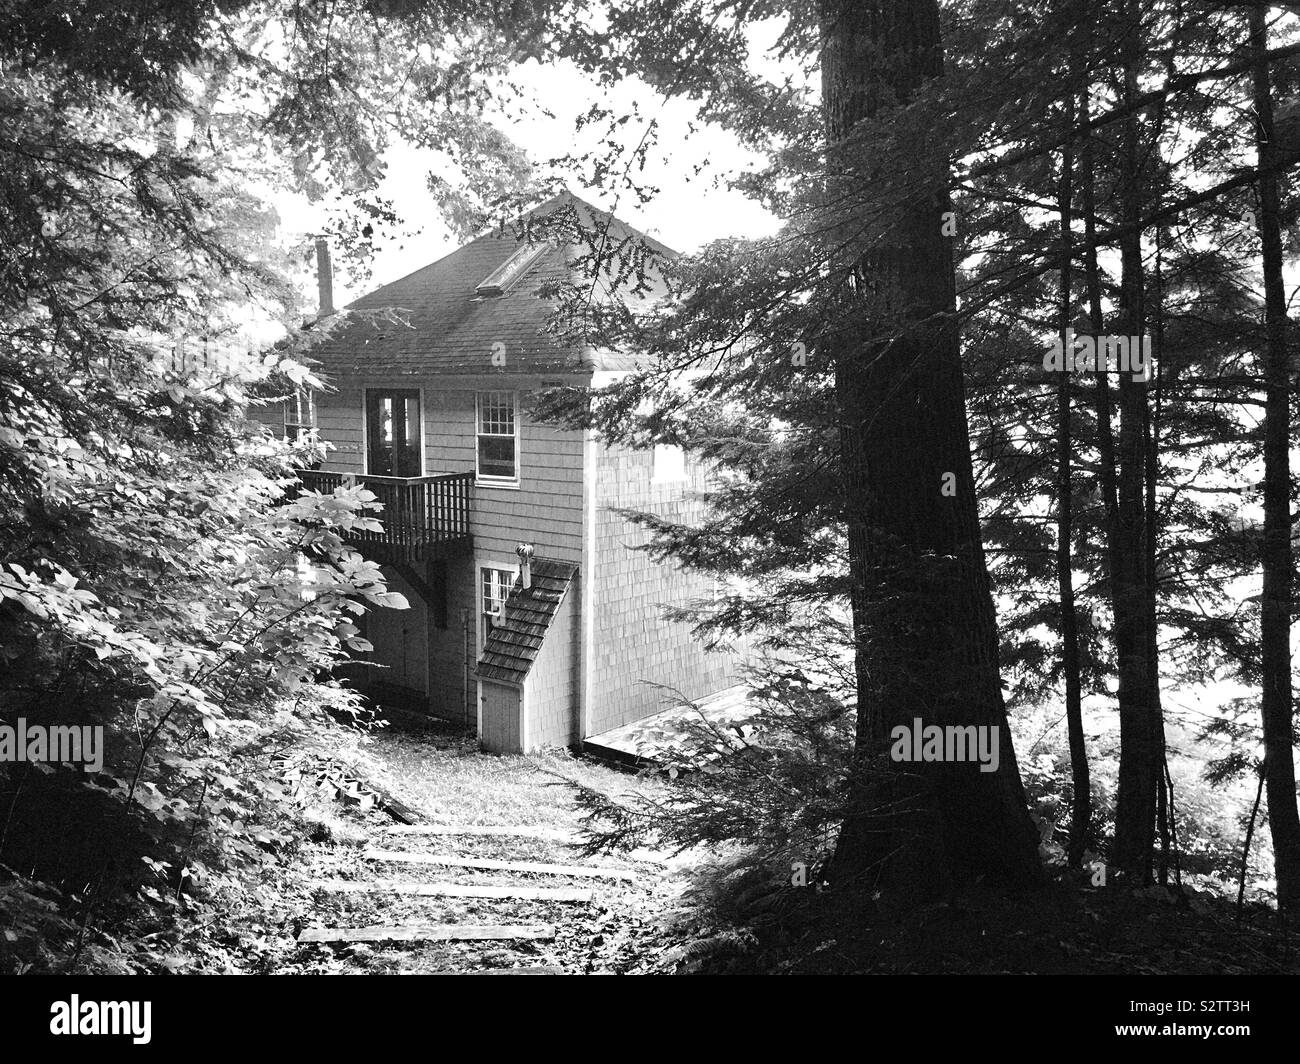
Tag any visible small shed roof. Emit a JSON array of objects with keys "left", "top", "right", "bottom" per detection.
[{"left": 476, "top": 558, "right": 578, "bottom": 684}]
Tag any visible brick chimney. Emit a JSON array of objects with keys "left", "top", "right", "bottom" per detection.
[{"left": 314, "top": 237, "right": 334, "bottom": 317}]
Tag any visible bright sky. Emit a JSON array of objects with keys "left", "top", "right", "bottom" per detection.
[{"left": 274, "top": 57, "right": 784, "bottom": 309}]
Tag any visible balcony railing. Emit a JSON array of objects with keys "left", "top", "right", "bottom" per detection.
[{"left": 297, "top": 469, "right": 473, "bottom": 564}]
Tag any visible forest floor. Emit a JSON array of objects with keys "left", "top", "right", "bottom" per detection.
[
  {"left": 702, "top": 880, "right": 1300, "bottom": 974},
  {"left": 232, "top": 713, "right": 1299, "bottom": 976}
]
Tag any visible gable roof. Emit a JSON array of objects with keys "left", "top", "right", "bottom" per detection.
[
  {"left": 308, "top": 191, "right": 676, "bottom": 380},
  {"left": 476, "top": 558, "right": 578, "bottom": 685}
]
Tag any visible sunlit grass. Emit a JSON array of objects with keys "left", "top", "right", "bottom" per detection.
[{"left": 349, "top": 715, "right": 665, "bottom": 831}]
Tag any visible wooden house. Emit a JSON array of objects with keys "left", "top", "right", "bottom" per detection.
[{"left": 293, "top": 192, "right": 742, "bottom": 753}]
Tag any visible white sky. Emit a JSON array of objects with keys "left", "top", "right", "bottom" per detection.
[{"left": 274, "top": 57, "right": 784, "bottom": 308}]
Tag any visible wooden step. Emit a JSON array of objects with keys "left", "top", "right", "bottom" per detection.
[
  {"left": 297, "top": 924, "right": 554, "bottom": 944},
  {"left": 384, "top": 824, "right": 577, "bottom": 843},
  {"left": 312, "top": 880, "right": 593, "bottom": 902},
  {"left": 361, "top": 850, "right": 636, "bottom": 882}
]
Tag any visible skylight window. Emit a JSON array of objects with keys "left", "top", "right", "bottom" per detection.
[{"left": 475, "top": 243, "right": 547, "bottom": 297}]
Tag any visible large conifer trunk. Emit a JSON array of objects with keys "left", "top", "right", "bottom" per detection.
[
  {"left": 1108, "top": 0, "right": 1162, "bottom": 882},
  {"left": 1250, "top": 6, "right": 1300, "bottom": 911},
  {"left": 821, "top": 0, "right": 1041, "bottom": 893},
  {"left": 1056, "top": 115, "right": 1091, "bottom": 870}
]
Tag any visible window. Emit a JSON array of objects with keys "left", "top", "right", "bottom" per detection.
[
  {"left": 476, "top": 244, "right": 547, "bottom": 297},
  {"left": 365, "top": 389, "right": 421, "bottom": 477},
  {"left": 476, "top": 391, "right": 519, "bottom": 483},
  {"left": 481, "top": 567, "right": 515, "bottom": 645},
  {"left": 283, "top": 386, "right": 316, "bottom": 441},
  {"left": 652, "top": 443, "right": 687, "bottom": 483}
]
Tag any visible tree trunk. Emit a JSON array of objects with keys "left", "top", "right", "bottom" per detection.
[
  {"left": 1109, "top": 0, "right": 1160, "bottom": 882},
  {"left": 1150, "top": 233, "right": 1173, "bottom": 885},
  {"left": 822, "top": 0, "right": 1041, "bottom": 896},
  {"left": 1077, "top": 65, "right": 1154, "bottom": 883},
  {"left": 1249, "top": 5, "right": 1300, "bottom": 911},
  {"left": 1079, "top": 92, "right": 1125, "bottom": 649},
  {"left": 1056, "top": 108, "right": 1091, "bottom": 870}
]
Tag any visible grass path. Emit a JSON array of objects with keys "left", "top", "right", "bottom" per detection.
[{"left": 267, "top": 715, "right": 692, "bottom": 974}]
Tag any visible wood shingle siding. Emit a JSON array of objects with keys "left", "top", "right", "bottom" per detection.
[
  {"left": 521, "top": 574, "right": 580, "bottom": 749},
  {"left": 586, "top": 441, "right": 738, "bottom": 737},
  {"left": 419, "top": 386, "right": 586, "bottom": 564},
  {"left": 314, "top": 385, "right": 364, "bottom": 473}
]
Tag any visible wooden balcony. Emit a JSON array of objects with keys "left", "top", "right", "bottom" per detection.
[{"left": 296, "top": 469, "right": 473, "bottom": 565}]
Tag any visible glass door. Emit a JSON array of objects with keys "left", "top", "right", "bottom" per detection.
[{"left": 365, "top": 389, "right": 422, "bottom": 477}]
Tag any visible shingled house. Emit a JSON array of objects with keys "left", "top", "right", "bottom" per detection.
[{"left": 293, "top": 192, "right": 742, "bottom": 754}]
